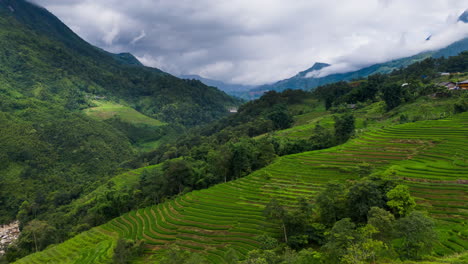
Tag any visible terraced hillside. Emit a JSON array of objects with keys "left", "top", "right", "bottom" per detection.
[{"left": 15, "top": 113, "right": 468, "bottom": 263}]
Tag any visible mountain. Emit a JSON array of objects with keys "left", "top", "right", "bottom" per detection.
[
  {"left": 0, "top": 0, "right": 239, "bottom": 249},
  {"left": 110, "top": 52, "right": 144, "bottom": 66},
  {"left": 458, "top": 9, "right": 468, "bottom": 23},
  {"left": 180, "top": 74, "right": 255, "bottom": 98},
  {"left": 250, "top": 10, "right": 468, "bottom": 97},
  {"left": 0, "top": 0, "right": 239, "bottom": 126}
]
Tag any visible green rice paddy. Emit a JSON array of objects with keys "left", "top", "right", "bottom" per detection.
[{"left": 15, "top": 113, "right": 468, "bottom": 263}]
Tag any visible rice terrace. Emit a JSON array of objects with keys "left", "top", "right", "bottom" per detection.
[
  {"left": 1, "top": 0, "right": 468, "bottom": 263},
  {"left": 13, "top": 113, "right": 468, "bottom": 263}
]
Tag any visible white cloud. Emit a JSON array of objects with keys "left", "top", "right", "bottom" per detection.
[
  {"left": 32, "top": 0, "right": 468, "bottom": 85},
  {"left": 131, "top": 30, "right": 146, "bottom": 45}
]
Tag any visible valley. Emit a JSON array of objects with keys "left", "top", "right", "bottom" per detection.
[{"left": 0, "top": 1, "right": 467, "bottom": 263}]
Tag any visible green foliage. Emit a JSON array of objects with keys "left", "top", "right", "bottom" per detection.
[
  {"left": 267, "top": 107, "right": 294, "bottom": 130},
  {"left": 367, "top": 207, "right": 395, "bottom": 243},
  {"left": 315, "top": 183, "right": 348, "bottom": 226},
  {"left": 159, "top": 245, "right": 209, "bottom": 264},
  {"left": 383, "top": 84, "right": 403, "bottom": 111},
  {"left": 395, "top": 211, "right": 438, "bottom": 259},
  {"left": 323, "top": 218, "right": 357, "bottom": 262},
  {"left": 386, "top": 185, "right": 416, "bottom": 218},
  {"left": 16, "top": 220, "right": 57, "bottom": 253},
  {"left": 112, "top": 239, "right": 144, "bottom": 264},
  {"left": 346, "top": 179, "right": 392, "bottom": 223},
  {"left": 333, "top": 113, "right": 355, "bottom": 143},
  {"left": 341, "top": 224, "right": 386, "bottom": 264}
]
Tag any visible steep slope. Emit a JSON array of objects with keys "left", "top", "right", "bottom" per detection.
[
  {"left": 0, "top": 0, "right": 238, "bottom": 246},
  {"left": 0, "top": 0, "right": 239, "bottom": 126},
  {"left": 15, "top": 113, "right": 468, "bottom": 263}
]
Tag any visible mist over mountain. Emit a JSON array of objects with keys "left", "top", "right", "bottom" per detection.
[
  {"left": 458, "top": 9, "right": 468, "bottom": 23},
  {"left": 180, "top": 74, "right": 254, "bottom": 98}
]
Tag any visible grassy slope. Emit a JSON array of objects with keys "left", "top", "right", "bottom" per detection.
[
  {"left": 14, "top": 112, "right": 468, "bottom": 264},
  {"left": 268, "top": 96, "right": 461, "bottom": 141},
  {"left": 83, "top": 101, "right": 166, "bottom": 127},
  {"left": 83, "top": 100, "right": 169, "bottom": 151}
]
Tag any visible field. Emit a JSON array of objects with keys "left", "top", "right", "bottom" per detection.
[
  {"left": 83, "top": 100, "right": 165, "bottom": 127},
  {"left": 15, "top": 113, "right": 468, "bottom": 263},
  {"left": 269, "top": 96, "right": 460, "bottom": 141}
]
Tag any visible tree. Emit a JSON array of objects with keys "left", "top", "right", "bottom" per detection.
[
  {"left": 113, "top": 239, "right": 144, "bottom": 264},
  {"left": 19, "top": 220, "right": 57, "bottom": 253},
  {"left": 267, "top": 108, "right": 293, "bottom": 130},
  {"left": 334, "top": 113, "right": 355, "bottom": 143},
  {"left": 139, "top": 167, "right": 168, "bottom": 204},
  {"left": 286, "top": 197, "right": 314, "bottom": 249},
  {"left": 323, "top": 218, "right": 357, "bottom": 263},
  {"left": 207, "top": 147, "right": 231, "bottom": 183},
  {"left": 228, "top": 139, "right": 256, "bottom": 180},
  {"left": 263, "top": 199, "right": 289, "bottom": 243},
  {"left": 367, "top": 207, "right": 395, "bottom": 243},
  {"left": 159, "top": 245, "right": 209, "bottom": 264},
  {"left": 309, "top": 124, "right": 333, "bottom": 149},
  {"left": 395, "top": 211, "right": 438, "bottom": 259},
  {"left": 295, "top": 248, "right": 323, "bottom": 264},
  {"left": 224, "top": 248, "right": 240, "bottom": 264},
  {"left": 342, "top": 224, "right": 386, "bottom": 264},
  {"left": 382, "top": 84, "right": 402, "bottom": 111},
  {"left": 386, "top": 185, "right": 416, "bottom": 218},
  {"left": 315, "top": 183, "right": 347, "bottom": 226},
  {"left": 163, "top": 159, "right": 194, "bottom": 194},
  {"left": 240, "top": 249, "right": 280, "bottom": 264},
  {"left": 324, "top": 219, "right": 386, "bottom": 264},
  {"left": 346, "top": 180, "right": 387, "bottom": 223}
]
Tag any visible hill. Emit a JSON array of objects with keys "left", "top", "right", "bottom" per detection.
[
  {"left": 0, "top": 0, "right": 239, "bottom": 126},
  {"left": 0, "top": 0, "right": 239, "bottom": 254},
  {"left": 180, "top": 75, "right": 255, "bottom": 99},
  {"left": 13, "top": 112, "right": 468, "bottom": 263}
]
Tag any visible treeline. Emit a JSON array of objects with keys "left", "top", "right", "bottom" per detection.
[
  {"left": 151, "top": 177, "right": 439, "bottom": 264},
  {"left": 314, "top": 51, "right": 468, "bottom": 112},
  {"left": 257, "top": 176, "right": 437, "bottom": 263}
]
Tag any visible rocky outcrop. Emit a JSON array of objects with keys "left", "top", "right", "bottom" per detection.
[{"left": 0, "top": 221, "right": 20, "bottom": 255}]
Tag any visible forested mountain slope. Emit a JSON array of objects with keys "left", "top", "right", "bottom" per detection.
[
  {"left": 0, "top": 0, "right": 239, "bottom": 256},
  {"left": 0, "top": 0, "right": 239, "bottom": 126}
]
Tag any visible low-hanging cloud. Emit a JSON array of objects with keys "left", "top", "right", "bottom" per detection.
[{"left": 31, "top": 0, "right": 468, "bottom": 85}]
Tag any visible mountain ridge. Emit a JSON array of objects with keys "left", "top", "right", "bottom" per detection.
[{"left": 248, "top": 9, "right": 468, "bottom": 98}]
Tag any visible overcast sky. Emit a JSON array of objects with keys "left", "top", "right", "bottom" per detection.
[{"left": 31, "top": 0, "right": 468, "bottom": 85}]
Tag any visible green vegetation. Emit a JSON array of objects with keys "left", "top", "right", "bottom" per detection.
[
  {"left": 12, "top": 113, "right": 467, "bottom": 263},
  {"left": 0, "top": 0, "right": 239, "bottom": 259},
  {"left": 84, "top": 101, "right": 165, "bottom": 127},
  {"left": 1, "top": 1, "right": 467, "bottom": 263}
]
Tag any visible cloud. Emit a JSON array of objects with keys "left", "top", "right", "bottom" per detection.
[
  {"left": 31, "top": 0, "right": 468, "bottom": 85},
  {"left": 131, "top": 30, "right": 146, "bottom": 45}
]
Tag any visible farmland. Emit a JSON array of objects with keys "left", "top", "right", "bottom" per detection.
[{"left": 14, "top": 112, "right": 467, "bottom": 263}]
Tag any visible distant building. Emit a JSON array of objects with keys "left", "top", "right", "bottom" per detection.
[
  {"left": 457, "top": 80, "right": 468, "bottom": 90},
  {"left": 437, "top": 82, "right": 457, "bottom": 90},
  {"left": 440, "top": 72, "right": 450, "bottom": 76},
  {"left": 401, "top": 83, "right": 409, "bottom": 87},
  {"left": 228, "top": 107, "right": 238, "bottom": 113}
]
